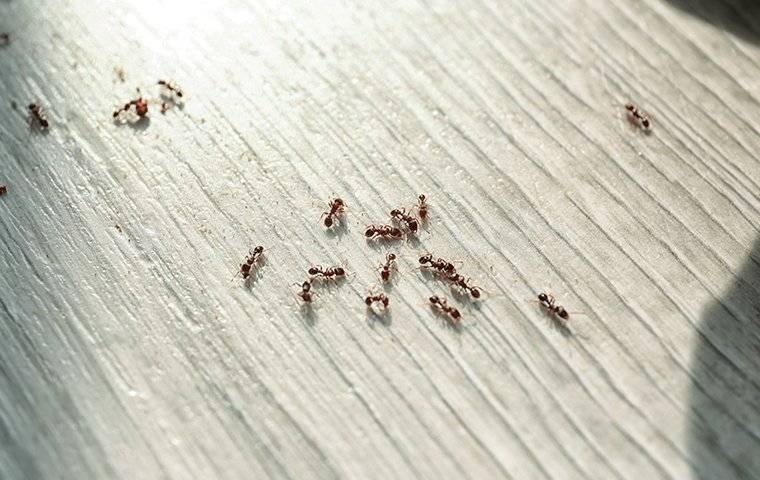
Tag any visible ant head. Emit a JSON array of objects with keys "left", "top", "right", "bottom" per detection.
[
  {"left": 429, "top": 295, "right": 439, "bottom": 304},
  {"left": 364, "top": 296, "right": 373, "bottom": 306},
  {"left": 624, "top": 103, "right": 635, "bottom": 112},
  {"left": 308, "top": 266, "right": 320, "bottom": 275},
  {"left": 387, "top": 253, "right": 396, "bottom": 261},
  {"left": 419, "top": 254, "right": 432, "bottom": 264},
  {"left": 333, "top": 198, "right": 344, "bottom": 206},
  {"left": 382, "top": 297, "right": 390, "bottom": 307},
  {"left": 334, "top": 267, "right": 346, "bottom": 276},
  {"left": 253, "top": 246, "right": 264, "bottom": 254},
  {"left": 471, "top": 288, "right": 481, "bottom": 299},
  {"left": 390, "top": 208, "right": 401, "bottom": 216},
  {"left": 28, "top": 103, "right": 35, "bottom": 110},
  {"left": 302, "top": 280, "right": 312, "bottom": 290},
  {"left": 419, "top": 194, "right": 426, "bottom": 202},
  {"left": 538, "top": 293, "right": 548, "bottom": 302},
  {"left": 324, "top": 216, "right": 334, "bottom": 228},
  {"left": 642, "top": 118, "right": 650, "bottom": 128},
  {"left": 364, "top": 226, "right": 375, "bottom": 237},
  {"left": 408, "top": 220, "right": 419, "bottom": 232},
  {"left": 451, "top": 309, "right": 461, "bottom": 320}
]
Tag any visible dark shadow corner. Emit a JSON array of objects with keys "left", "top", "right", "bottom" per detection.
[
  {"left": 665, "top": 0, "right": 760, "bottom": 44},
  {"left": 689, "top": 236, "right": 760, "bottom": 479}
]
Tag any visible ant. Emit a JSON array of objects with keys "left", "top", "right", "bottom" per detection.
[
  {"left": 321, "top": 197, "right": 346, "bottom": 228},
  {"left": 447, "top": 273, "right": 482, "bottom": 299},
  {"left": 416, "top": 194, "right": 428, "bottom": 221},
  {"left": 390, "top": 207, "right": 419, "bottom": 234},
  {"left": 0, "top": 33, "right": 10, "bottom": 46},
  {"left": 537, "top": 292, "right": 569, "bottom": 320},
  {"left": 364, "top": 224, "right": 403, "bottom": 240},
  {"left": 296, "top": 280, "right": 315, "bottom": 303},
  {"left": 625, "top": 103, "right": 651, "bottom": 130},
  {"left": 428, "top": 295, "right": 461, "bottom": 325},
  {"left": 113, "top": 92, "right": 149, "bottom": 120},
  {"left": 0, "top": 185, "right": 6, "bottom": 197},
  {"left": 158, "top": 80, "right": 183, "bottom": 98},
  {"left": 236, "top": 246, "right": 265, "bottom": 280},
  {"left": 365, "top": 292, "right": 390, "bottom": 311},
  {"left": 418, "top": 254, "right": 457, "bottom": 275},
  {"left": 308, "top": 265, "right": 347, "bottom": 281},
  {"left": 28, "top": 103, "right": 49, "bottom": 129},
  {"left": 378, "top": 253, "right": 398, "bottom": 282}
]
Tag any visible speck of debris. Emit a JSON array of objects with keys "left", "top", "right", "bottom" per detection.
[
  {"left": 10, "top": 100, "right": 17, "bottom": 110},
  {"left": 0, "top": 185, "right": 7, "bottom": 196},
  {"left": 0, "top": 33, "right": 10, "bottom": 46},
  {"left": 114, "top": 67, "right": 126, "bottom": 82},
  {"left": 115, "top": 224, "right": 122, "bottom": 232}
]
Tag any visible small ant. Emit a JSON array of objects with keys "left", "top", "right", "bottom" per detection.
[
  {"left": 113, "top": 92, "right": 149, "bottom": 120},
  {"left": 321, "top": 197, "right": 346, "bottom": 228},
  {"left": 296, "top": 280, "right": 315, "bottom": 303},
  {"left": 365, "top": 292, "right": 390, "bottom": 311},
  {"left": 379, "top": 253, "right": 398, "bottom": 282},
  {"left": 625, "top": 103, "right": 651, "bottom": 130},
  {"left": 419, "top": 254, "right": 456, "bottom": 275},
  {"left": 428, "top": 295, "right": 461, "bottom": 325},
  {"left": 308, "top": 265, "right": 347, "bottom": 281},
  {"left": 237, "top": 246, "right": 265, "bottom": 280},
  {"left": 448, "top": 273, "right": 482, "bottom": 299},
  {"left": 417, "top": 194, "right": 428, "bottom": 221},
  {"left": 390, "top": 207, "right": 419, "bottom": 234},
  {"left": 158, "top": 80, "right": 183, "bottom": 98},
  {"left": 28, "top": 103, "right": 49, "bottom": 129},
  {"left": 0, "top": 33, "right": 10, "bottom": 46},
  {"left": 0, "top": 185, "right": 7, "bottom": 197},
  {"left": 537, "top": 292, "right": 569, "bottom": 320},
  {"left": 364, "top": 224, "right": 403, "bottom": 240}
]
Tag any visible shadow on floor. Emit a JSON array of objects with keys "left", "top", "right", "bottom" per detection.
[
  {"left": 689, "top": 237, "right": 760, "bottom": 479},
  {"left": 665, "top": 0, "right": 760, "bottom": 44}
]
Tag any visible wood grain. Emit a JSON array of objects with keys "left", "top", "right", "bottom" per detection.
[{"left": 0, "top": 0, "right": 759, "bottom": 478}]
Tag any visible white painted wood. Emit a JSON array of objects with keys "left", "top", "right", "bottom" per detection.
[{"left": 1, "top": 0, "right": 759, "bottom": 478}]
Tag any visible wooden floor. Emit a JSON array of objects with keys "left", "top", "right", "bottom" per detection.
[{"left": 1, "top": 0, "right": 759, "bottom": 478}]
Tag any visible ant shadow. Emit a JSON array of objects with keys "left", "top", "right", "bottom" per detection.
[
  {"left": 366, "top": 308, "right": 392, "bottom": 328},
  {"left": 113, "top": 116, "right": 151, "bottom": 131},
  {"left": 325, "top": 221, "right": 349, "bottom": 239},
  {"left": 299, "top": 303, "right": 318, "bottom": 327},
  {"left": 688, "top": 236, "right": 760, "bottom": 479},
  {"left": 664, "top": 0, "right": 760, "bottom": 45}
]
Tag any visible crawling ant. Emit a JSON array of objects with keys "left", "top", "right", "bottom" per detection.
[
  {"left": 308, "top": 265, "right": 347, "bottom": 281},
  {"left": 0, "top": 33, "right": 10, "bottom": 46},
  {"left": 537, "top": 292, "right": 569, "bottom": 320},
  {"left": 364, "top": 224, "right": 403, "bottom": 240},
  {"left": 158, "top": 80, "right": 183, "bottom": 98},
  {"left": 448, "top": 273, "right": 482, "bottom": 299},
  {"left": 365, "top": 292, "right": 390, "bottom": 311},
  {"left": 418, "top": 254, "right": 456, "bottom": 275},
  {"left": 236, "top": 246, "right": 265, "bottom": 280},
  {"left": 321, "top": 197, "right": 346, "bottom": 228},
  {"left": 428, "top": 295, "right": 461, "bottom": 325},
  {"left": 625, "top": 103, "right": 651, "bottom": 130},
  {"left": 416, "top": 194, "right": 428, "bottom": 221},
  {"left": 28, "top": 103, "right": 49, "bottom": 129},
  {"left": 296, "top": 280, "right": 315, "bottom": 303},
  {"left": 113, "top": 92, "right": 149, "bottom": 120},
  {"left": 0, "top": 185, "right": 6, "bottom": 197},
  {"left": 390, "top": 207, "right": 419, "bottom": 234},
  {"left": 379, "top": 253, "right": 398, "bottom": 282}
]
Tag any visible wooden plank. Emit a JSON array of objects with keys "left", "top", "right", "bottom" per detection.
[{"left": 0, "top": 0, "right": 758, "bottom": 478}]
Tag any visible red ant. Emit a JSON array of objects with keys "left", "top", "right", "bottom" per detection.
[
  {"left": 418, "top": 254, "right": 456, "bottom": 275},
  {"left": 428, "top": 295, "right": 461, "bottom": 325},
  {"left": 416, "top": 194, "right": 428, "bottom": 221},
  {"left": 0, "top": 33, "right": 10, "bottom": 46},
  {"left": 28, "top": 103, "right": 49, "bottom": 129},
  {"left": 447, "top": 273, "right": 482, "bottom": 299},
  {"left": 625, "top": 103, "right": 651, "bottom": 130},
  {"left": 378, "top": 253, "right": 398, "bottom": 282},
  {"left": 537, "top": 292, "right": 569, "bottom": 320},
  {"left": 364, "top": 224, "right": 403, "bottom": 240},
  {"left": 236, "top": 246, "right": 265, "bottom": 280},
  {"left": 390, "top": 207, "right": 419, "bottom": 234},
  {"left": 296, "top": 280, "right": 315, "bottom": 303},
  {"left": 0, "top": 185, "right": 7, "bottom": 197},
  {"left": 113, "top": 92, "right": 149, "bottom": 120},
  {"left": 365, "top": 292, "right": 390, "bottom": 311},
  {"left": 158, "top": 80, "right": 183, "bottom": 98},
  {"left": 321, "top": 198, "right": 346, "bottom": 228},
  {"left": 308, "top": 265, "right": 347, "bottom": 281}
]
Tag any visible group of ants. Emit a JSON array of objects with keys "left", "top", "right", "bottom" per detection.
[{"left": 234, "top": 194, "right": 575, "bottom": 328}]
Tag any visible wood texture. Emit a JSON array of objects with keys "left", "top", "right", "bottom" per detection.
[{"left": 1, "top": 0, "right": 759, "bottom": 478}]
